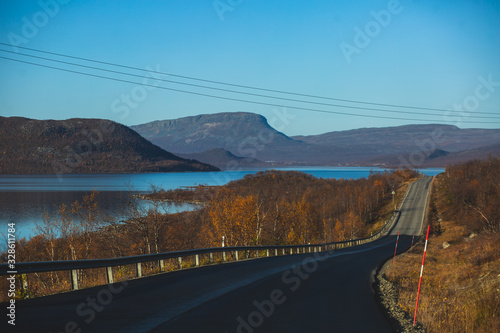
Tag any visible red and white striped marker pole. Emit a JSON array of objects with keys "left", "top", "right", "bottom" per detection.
[
  {"left": 410, "top": 234, "right": 415, "bottom": 250},
  {"left": 413, "top": 225, "right": 430, "bottom": 326},
  {"left": 393, "top": 231, "right": 400, "bottom": 264}
]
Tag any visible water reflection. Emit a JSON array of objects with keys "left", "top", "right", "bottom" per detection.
[
  {"left": 0, "top": 191, "right": 197, "bottom": 240},
  {"left": 0, "top": 168, "right": 444, "bottom": 241}
]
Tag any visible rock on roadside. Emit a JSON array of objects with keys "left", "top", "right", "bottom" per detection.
[{"left": 374, "top": 260, "right": 426, "bottom": 333}]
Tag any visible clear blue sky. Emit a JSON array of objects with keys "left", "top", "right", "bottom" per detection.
[{"left": 1, "top": 0, "right": 499, "bottom": 136}]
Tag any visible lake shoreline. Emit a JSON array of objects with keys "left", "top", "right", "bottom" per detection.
[{"left": 0, "top": 167, "right": 445, "bottom": 241}]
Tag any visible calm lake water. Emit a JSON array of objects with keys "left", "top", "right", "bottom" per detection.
[{"left": 0, "top": 167, "right": 444, "bottom": 241}]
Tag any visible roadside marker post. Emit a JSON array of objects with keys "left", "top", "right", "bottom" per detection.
[
  {"left": 392, "top": 231, "right": 400, "bottom": 264},
  {"left": 410, "top": 234, "right": 415, "bottom": 250},
  {"left": 414, "top": 225, "right": 430, "bottom": 326}
]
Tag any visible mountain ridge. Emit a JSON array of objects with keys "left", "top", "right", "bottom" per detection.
[
  {"left": 133, "top": 112, "right": 500, "bottom": 167},
  {"left": 131, "top": 112, "right": 295, "bottom": 156},
  {"left": 0, "top": 116, "right": 219, "bottom": 174}
]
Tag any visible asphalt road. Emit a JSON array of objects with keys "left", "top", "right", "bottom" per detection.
[{"left": 5, "top": 176, "right": 433, "bottom": 333}]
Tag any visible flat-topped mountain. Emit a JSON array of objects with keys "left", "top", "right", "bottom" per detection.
[
  {"left": 0, "top": 117, "right": 219, "bottom": 174},
  {"left": 132, "top": 112, "right": 500, "bottom": 167},
  {"left": 131, "top": 112, "right": 355, "bottom": 163},
  {"left": 131, "top": 112, "right": 297, "bottom": 157}
]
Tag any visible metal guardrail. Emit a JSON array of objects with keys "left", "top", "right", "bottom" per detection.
[{"left": 0, "top": 209, "right": 401, "bottom": 292}]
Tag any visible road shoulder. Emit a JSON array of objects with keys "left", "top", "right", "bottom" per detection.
[{"left": 374, "top": 258, "right": 425, "bottom": 332}]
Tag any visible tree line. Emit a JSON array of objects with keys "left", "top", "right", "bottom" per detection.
[
  {"left": 437, "top": 158, "right": 499, "bottom": 233},
  {"left": 1, "top": 168, "right": 417, "bottom": 298}
]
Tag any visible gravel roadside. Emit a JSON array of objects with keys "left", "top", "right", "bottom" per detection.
[{"left": 373, "top": 260, "right": 426, "bottom": 333}]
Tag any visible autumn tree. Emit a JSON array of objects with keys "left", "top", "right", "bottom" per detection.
[
  {"left": 445, "top": 158, "right": 499, "bottom": 233},
  {"left": 205, "top": 188, "right": 259, "bottom": 247}
]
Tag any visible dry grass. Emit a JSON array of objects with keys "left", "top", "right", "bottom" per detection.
[{"left": 385, "top": 175, "right": 500, "bottom": 333}]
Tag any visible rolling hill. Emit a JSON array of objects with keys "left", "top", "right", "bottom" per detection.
[{"left": 0, "top": 117, "right": 219, "bottom": 174}]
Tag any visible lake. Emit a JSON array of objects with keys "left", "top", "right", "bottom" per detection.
[{"left": 0, "top": 167, "right": 444, "bottom": 241}]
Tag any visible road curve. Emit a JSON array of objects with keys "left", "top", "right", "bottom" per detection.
[{"left": 5, "top": 176, "right": 433, "bottom": 333}]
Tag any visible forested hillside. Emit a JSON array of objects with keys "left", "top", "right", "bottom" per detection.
[
  {"left": 1, "top": 169, "right": 417, "bottom": 299},
  {"left": 0, "top": 117, "right": 218, "bottom": 174}
]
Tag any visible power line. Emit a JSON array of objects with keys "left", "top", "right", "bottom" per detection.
[
  {"left": 2, "top": 55, "right": 498, "bottom": 124},
  {"left": 3, "top": 48, "right": 499, "bottom": 120},
  {"left": 2, "top": 42, "right": 498, "bottom": 116}
]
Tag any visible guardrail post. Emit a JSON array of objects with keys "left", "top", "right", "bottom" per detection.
[
  {"left": 20, "top": 274, "right": 29, "bottom": 298},
  {"left": 106, "top": 266, "right": 113, "bottom": 284},
  {"left": 136, "top": 262, "right": 142, "bottom": 277},
  {"left": 159, "top": 259, "right": 165, "bottom": 272},
  {"left": 266, "top": 249, "right": 269, "bottom": 257},
  {"left": 70, "top": 270, "right": 78, "bottom": 290},
  {"left": 178, "top": 257, "right": 183, "bottom": 269},
  {"left": 256, "top": 250, "right": 259, "bottom": 258},
  {"left": 195, "top": 254, "right": 200, "bottom": 267},
  {"left": 209, "top": 252, "right": 214, "bottom": 263},
  {"left": 282, "top": 249, "right": 285, "bottom": 255},
  {"left": 235, "top": 251, "right": 239, "bottom": 261},
  {"left": 222, "top": 251, "right": 226, "bottom": 261},
  {"left": 275, "top": 249, "right": 278, "bottom": 256}
]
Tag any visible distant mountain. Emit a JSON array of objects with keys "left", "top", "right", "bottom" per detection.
[
  {"left": 0, "top": 117, "right": 219, "bottom": 174},
  {"left": 131, "top": 112, "right": 311, "bottom": 162},
  {"left": 363, "top": 144, "right": 500, "bottom": 168},
  {"left": 421, "top": 144, "right": 500, "bottom": 167},
  {"left": 292, "top": 124, "right": 500, "bottom": 154},
  {"left": 178, "top": 148, "right": 268, "bottom": 169},
  {"left": 131, "top": 112, "right": 295, "bottom": 154},
  {"left": 132, "top": 112, "right": 500, "bottom": 167}
]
